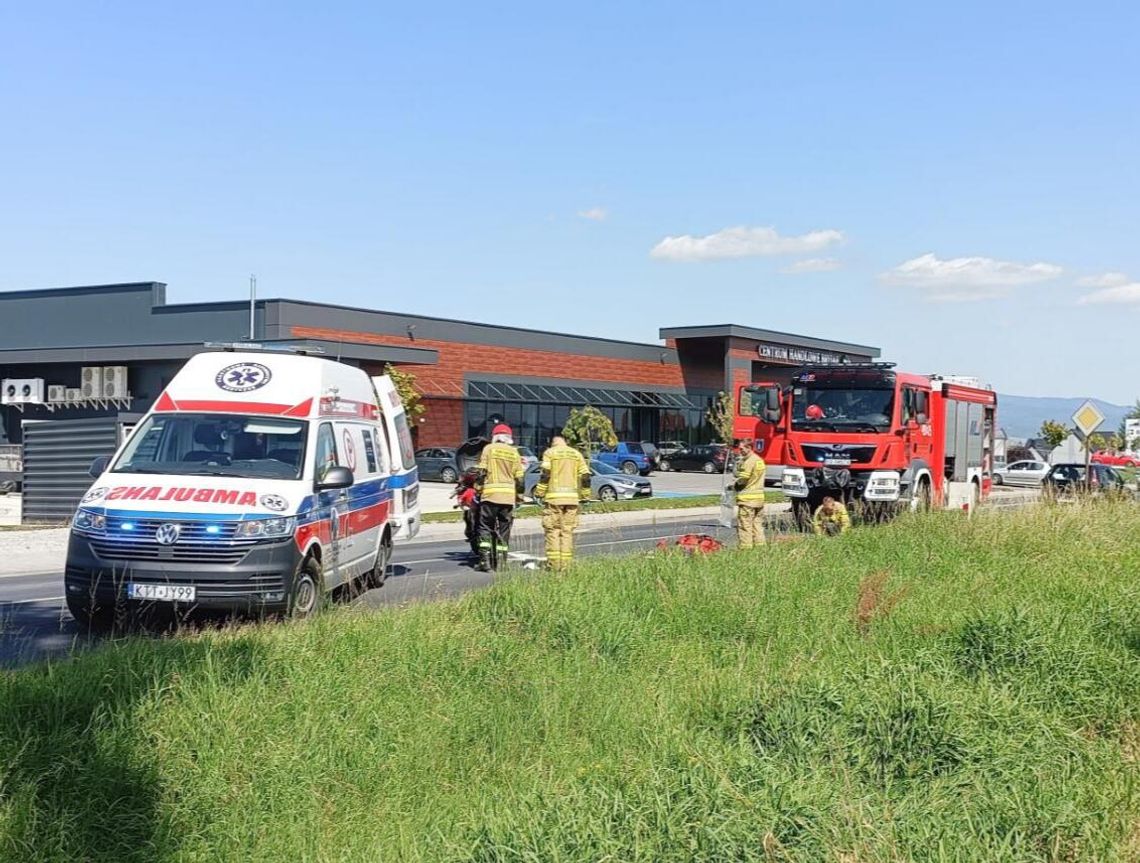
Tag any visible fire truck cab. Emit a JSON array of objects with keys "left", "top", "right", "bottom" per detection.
[{"left": 735, "top": 363, "right": 996, "bottom": 524}]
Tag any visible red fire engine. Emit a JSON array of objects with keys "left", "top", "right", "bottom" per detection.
[{"left": 734, "top": 363, "right": 997, "bottom": 524}]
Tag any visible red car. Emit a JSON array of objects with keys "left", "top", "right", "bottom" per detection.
[{"left": 1091, "top": 452, "right": 1140, "bottom": 468}]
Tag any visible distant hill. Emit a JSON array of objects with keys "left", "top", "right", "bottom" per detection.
[{"left": 997, "top": 394, "right": 1131, "bottom": 440}]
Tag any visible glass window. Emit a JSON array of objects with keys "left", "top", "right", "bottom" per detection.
[
  {"left": 315, "top": 423, "right": 339, "bottom": 480},
  {"left": 362, "top": 427, "right": 378, "bottom": 473},
  {"left": 113, "top": 413, "right": 309, "bottom": 480},
  {"left": 792, "top": 387, "right": 895, "bottom": 432}
]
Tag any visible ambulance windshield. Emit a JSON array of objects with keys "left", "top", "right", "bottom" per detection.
[{"left": 112, "top": 414, "right": 308, "bottom": 480}]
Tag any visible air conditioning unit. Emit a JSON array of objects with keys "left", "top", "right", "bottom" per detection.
[
  {"left": 47, "top": 385, "right": 67, "bottom": 403},
  {"left": 103, "top": 366, "right": 128, "bottom": 398},
  {"left": 81, "top": 367, "right": 104, "bottom": 399},
  {"left": 1, "top": 379, "right": 45, "bottom": 405},
  {"left": 65, "top": 388, "right": 82, "bottom": 402}
]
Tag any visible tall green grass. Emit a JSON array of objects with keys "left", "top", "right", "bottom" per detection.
[{"left": 1, "top": 503, "right": 1138, "bottom": 861}]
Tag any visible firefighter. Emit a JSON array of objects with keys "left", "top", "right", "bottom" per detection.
[
  {"left": 474, "top": 423, "right": 524, "bottom": 572},
  {"left": 533, "top": 435, "right": 590, "bottom": 570},
  {"left": 812, "top": 496, "right": 851, "bottom": 536},
  {"left": 733, "top": 438, "right": 767, "bottom": 548}
]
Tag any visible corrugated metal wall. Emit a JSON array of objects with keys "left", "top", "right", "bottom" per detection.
[{"left": 22, "top": 416, "right": 124, "bottom": 523}]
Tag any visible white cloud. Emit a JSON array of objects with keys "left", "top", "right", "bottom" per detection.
[
  {"left": 781, "top": 257, "right": 842, "bottom": 274},
  {"left": 1077, "top": 273, "right": 1140, "bottom": 305},
  {"left": 879, "top": 253, "right": 1063, "bottom": 301},
  {"left": 1075, "top": 272, "right": 1129, "bottom": 289},
  {"left": 577, "top": 207, "right": 607, "bottom": 221},
  {"left": 650, "top": 226, "right": 843, "bottom": 262}
]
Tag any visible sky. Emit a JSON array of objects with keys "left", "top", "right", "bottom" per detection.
[{"left": 1, "top": 1, "right": 1138, "bottom": 402}]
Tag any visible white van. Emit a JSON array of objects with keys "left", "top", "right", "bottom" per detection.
[
  {"left": 370, "top": 374, "right": 421, "bottom": 541},
  {"left": 65, "top": 350, "right": 394, "bottom": 626}
]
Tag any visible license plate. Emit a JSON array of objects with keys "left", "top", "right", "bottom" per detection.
[
  {"left": 824, "top": 457, "right": 852, "bottom": 466},
  {"left": 127, "top": 583, "right": 196, "bottom": 602}
]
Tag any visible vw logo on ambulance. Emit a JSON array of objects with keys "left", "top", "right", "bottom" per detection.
[
  {"left": 215, "top": 362, "right": 272, "bottom": 393},
  {"left": 155, "top": 523, "right": 182, "bottom": 545}
]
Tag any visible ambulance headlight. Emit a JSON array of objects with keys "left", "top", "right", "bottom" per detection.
[
  {"left": 72, "top": 510, "right": 106, "bottom": 533},
  {"left": 236, "top": 517, "right": 296, "bottom": 538}
]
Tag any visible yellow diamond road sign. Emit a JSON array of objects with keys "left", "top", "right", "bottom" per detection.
[{"left": 1072, "top": 400, "right": 1105, "bottom": 438}]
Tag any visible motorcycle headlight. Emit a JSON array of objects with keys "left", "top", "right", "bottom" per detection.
[
  {"left": 235, "top": 517, "right": 296, "bottom": 539},
  {"left": 73, "top": 510, "right": 106, "bottom": 533}
]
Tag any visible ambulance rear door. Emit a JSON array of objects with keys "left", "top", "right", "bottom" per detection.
[{"left": 371, "top": 375, "right": 421, "bottom": 541}]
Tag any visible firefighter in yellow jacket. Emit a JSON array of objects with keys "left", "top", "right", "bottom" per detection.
[
  {"left": 534, "top": 435, "right": 591, "bottom": 570},
  {"left": 734, "top": 438, "right": 767, "bottom": 548},
  {"left": 812, "top": 496, "right": 851, "bottom": 536},
  {"left": 475, "top": 424, "right": 525, "bottom": 572}
]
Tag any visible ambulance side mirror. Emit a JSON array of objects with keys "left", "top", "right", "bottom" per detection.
[
  {"left": 89, "top": 455, "right": 110, "bottom": 478},
  {"left": 316, "top": 466, "right": 354, "bottom": 491}
]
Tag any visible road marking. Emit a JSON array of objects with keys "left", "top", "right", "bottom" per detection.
[{"left": 0, "top": 596, "right": 64, "bottom": 606}]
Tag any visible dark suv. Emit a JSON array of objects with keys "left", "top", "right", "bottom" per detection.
[
  {"left": 1043, "top": 463, "right": 1126, "bottom": 497},
  {"left": 658, "top": 444, "right": 732, "bottom": 474}
]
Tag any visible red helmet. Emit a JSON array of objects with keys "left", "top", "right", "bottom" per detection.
[
  {"left": 491, "top": 423, "right": 513, "bottom": 437},
  {"left": 805, "top": 404, "right": 825, "bottom": 420}
]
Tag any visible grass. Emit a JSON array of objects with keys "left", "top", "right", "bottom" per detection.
[
  {"left": 1, "top": 503, "right": 1139, "bottom": 861},
  {"left": 423, "top": 491, "right": 785, "bottom": 523}
]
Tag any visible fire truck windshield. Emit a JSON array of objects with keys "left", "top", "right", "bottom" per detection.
[{"left": 791, "top": 387, "right": 895, "bottom": 433}]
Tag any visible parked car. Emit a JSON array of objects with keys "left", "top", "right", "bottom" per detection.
[
  {"left": 414, "top": 447, "right": 459, "bottom": 483},
  {"left": 523, "top": 459, "right": 653, "bottom": 502},
  {"left": 658, "top": 444, "right": 732, "bottom": 474},
  {"left": 595, "top": 442, "right": 653, "bottom": 475},
  {"left": 1092, "top": 452, "right": 1140, "bottom": 468},
  {"left": 992, "top": 459, "right": 1050, "bottom": 487},
  {"left": 1043, "top": 463, "right": 1126, "bottom": 497},
  {"left": 655, "top": 440, "right": 686, "bottom": 460},
  {"left": 518, "top": 446, "right": 539, "bottom": 471},
  {"left": 640, "top": 441, "right": 660, "bottom": 468}
]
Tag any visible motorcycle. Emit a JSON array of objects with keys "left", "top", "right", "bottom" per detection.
[{"left": 453, "top": 436, "right": 490, "bottom": 560}]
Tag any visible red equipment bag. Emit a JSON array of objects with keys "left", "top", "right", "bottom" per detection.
[{"left": 657, "top": 533, "right": 724, "bottom": 554}]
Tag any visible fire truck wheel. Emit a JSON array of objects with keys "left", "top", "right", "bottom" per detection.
[
  {"left": 440, "top": 466, "right": 458, "bottom": 484},
  {"left": 791, "top": 499, "right": 813, "bottom": 532},
  {"left": 911, "top": 477, "right": 932, "bottom": 512}
]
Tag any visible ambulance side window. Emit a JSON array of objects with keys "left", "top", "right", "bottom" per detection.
[
  {"left": 372, "top": 430, "right": 389, "bottom": 473},
  {"left": 315, "top": 423, "right": 339, "bottom": 480}
]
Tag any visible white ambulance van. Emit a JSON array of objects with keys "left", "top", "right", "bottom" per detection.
[
  {"left": 371, "top": 374, "right": 422, "bottom": 541},
  {"left": 65, "top": 350, "right": 394, "bottom": 626}
]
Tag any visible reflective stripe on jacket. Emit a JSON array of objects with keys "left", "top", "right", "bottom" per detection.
[
  {"left": 734, "top": 452, "right": 767, "bottom": 506},
  {"left": 477, "top": 442, "right": 524, "bottom": 505},
  {"left": 535, "top": 444, "right": 590, "bottom": 504}
]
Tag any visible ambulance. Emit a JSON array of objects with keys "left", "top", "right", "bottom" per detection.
[
  {"left": 370, "top": 374, "right": 421, "bottom": 541},
  {"left": 65, "top": 349, "right": 397, "bottom": 626}
]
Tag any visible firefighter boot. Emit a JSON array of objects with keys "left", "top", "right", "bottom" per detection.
[{"left": 475, "top": 547, "right": 493, "bottom": 572}]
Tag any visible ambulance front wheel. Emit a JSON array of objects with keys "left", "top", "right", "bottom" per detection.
[{"left": 288, "top": 556, "right": 324, "bottom": 618}]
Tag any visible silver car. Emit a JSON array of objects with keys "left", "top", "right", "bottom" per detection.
[
  {"left": 993, "top": 459, "right": 1050, "bottom": 487},
  {"left": 523, "top": 459, "right": 653, "bottom": 502}
]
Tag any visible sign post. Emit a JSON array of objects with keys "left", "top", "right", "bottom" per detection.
[{"left": 1071, "top": 400, "right": 1106, "bottom": 481}]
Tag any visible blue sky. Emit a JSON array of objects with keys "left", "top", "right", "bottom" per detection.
[{"left": 2, "top": 1, "right": 1138, "bottom": 402}]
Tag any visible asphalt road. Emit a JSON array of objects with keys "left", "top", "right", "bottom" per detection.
[{"left": 0, "top": 513, "right": 742, "bottom": 668}]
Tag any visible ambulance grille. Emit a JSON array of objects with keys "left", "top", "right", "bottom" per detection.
[{"left": 90, "top": 517, "right": 258, "bottom": 565}]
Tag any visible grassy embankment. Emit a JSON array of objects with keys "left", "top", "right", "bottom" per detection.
[
  {"left": 1, "top": 503, "right": 1138, "bottom": 861},
  {"left": 423, "top": 490, "right": 785, "bottom": 524}
]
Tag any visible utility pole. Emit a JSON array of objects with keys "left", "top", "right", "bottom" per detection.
[{"left": 248, "top": 274, "right": 257, "bottom": 340}]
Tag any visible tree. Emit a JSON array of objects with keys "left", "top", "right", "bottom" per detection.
[
  {"left": 1039, "top": 420, "right": 1069, "bottom": 450},
  {"left": 383, "top": 364, "right": 425, "bottom": 423},
  {"left": 562, "top": 405, "right": 617, "bottom": 458},
  {"left": 706, "top": 391, "right": 735, "bottom": 444}
]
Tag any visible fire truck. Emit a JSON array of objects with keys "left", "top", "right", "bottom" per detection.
[{"left": 733, "top": 363, "right": 996, "bottom": 525}]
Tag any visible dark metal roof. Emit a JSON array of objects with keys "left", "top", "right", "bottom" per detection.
[
  {"left": 0, "top": 340, "right": 438, "bottom": 366},
  {"left": 659, "top": 324, "right": 880, "bottom": 357}
]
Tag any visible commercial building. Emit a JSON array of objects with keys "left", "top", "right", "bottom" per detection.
[{"left": 1, "top": 282, "right": 880, "bottom": 454}]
